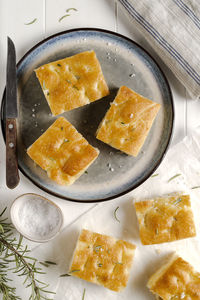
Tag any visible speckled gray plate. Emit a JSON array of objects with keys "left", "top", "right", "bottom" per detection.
[{"left": 1, "top": 28, "right": 174, "bottom": 202}]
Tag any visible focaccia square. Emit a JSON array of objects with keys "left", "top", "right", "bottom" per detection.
[
  {"left": 147, "top": 254, "right": 200, "bottom": 299},
  {"left": 134, "top": 194, "right": 196, "bottom": 245},
  {"left": 35, "top": 50, "right": 109, "bottom": 115},
  {"left": 69, "top": 229, "right": 136, "bottom": 292},
  {"left": 96, "top": 86, "right": 160, "bottom": 156},
  {"left": 27, "top": 117, "right": 99, "bottom": 185}
]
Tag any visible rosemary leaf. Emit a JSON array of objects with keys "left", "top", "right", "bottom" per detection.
[
  {"left": 17, "top": 234, "right": 23, "bottom": 250},
  {"left": 66, "top": 8, "right": 78, "bottom": 12},
  {"left": 59, "top": 273, "right": 71, "bottom": 277},
  {"left": 59, "top": 14, "right": 70, "bottom": 22},
  {"left": 114, "top": 206, "right": 120, "bottom": 223},
  {"left": 44, "top": 261, "right": 57, "bottom": 265},
  {"left": 93, "top": 245, "right": 102, "bottom": 253},
  {"left": 39, "top": 262, "right": 50, "bottom": 268},
  {"left": 24, "top": 18, "right": 37, "bottom": 25},
  {"left": 0, "top": 207, "right": 7, "bottom": 217},
  {"left": 63, "top": 139, "right": 69, "bottom": 143},
  {"left": 70, "top": 269, "right": 80, "bottom": 273},
  {"left": 168, "top": 174, "right": 181, "bottom": 182},
  {"left": 0, "top": 224, "right": 4, "bottom": 233},
  {"left": 98, "top": 263, "right": 103, "bottom": 267},
  {"left": 191, "top": 186, "right": 200, "bottom": 189},
  {"left": 82, "top": 288, "right": 86, "bottom": 300},
  {"left": 173, "top": 198, "right": 182, "bottom": 206},
  {"left": 151, "top": 173, "right": 159, "bottom": 178},
  {"left": 60, "top": 269, "right": 80, "bottom": 277}
]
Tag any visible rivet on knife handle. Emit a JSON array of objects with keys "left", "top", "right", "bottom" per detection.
[{"left": 6, "top": 119, "right": 19, "bottom": 189}]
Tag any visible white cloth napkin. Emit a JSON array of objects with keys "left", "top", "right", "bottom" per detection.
[
  {"left": 118, "top": 0, "right": 200, "bottom": 99},
  {"left": 28, "top": 126, "right": 200, "bottom": 300}
]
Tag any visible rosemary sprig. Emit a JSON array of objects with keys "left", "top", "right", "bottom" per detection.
[
  {"left": 114, "top": 206, "right": 120, "bottom": 223},
  {"left": 0, "top": 207, "right": 54, "bottom": 300},
  {"left": 24, "top": 18, "right": 37, "bottom": 25}
]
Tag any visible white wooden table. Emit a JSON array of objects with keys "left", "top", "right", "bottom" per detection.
[{"left": 0, "top": 0, "right": 200, "bottom": 298}]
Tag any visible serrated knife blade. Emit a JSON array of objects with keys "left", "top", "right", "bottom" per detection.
[{"left": 6, "top": 37, "right": 20, "bottom": 189}]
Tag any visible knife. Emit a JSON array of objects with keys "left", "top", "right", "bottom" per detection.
[{"left": 6, "top": 37, "right": 20, "bottom": 189}]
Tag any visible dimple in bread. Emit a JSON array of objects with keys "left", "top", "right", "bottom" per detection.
[
  {"left": 134, "top": 194, "right": 196, "bottom": 245},
  {"left": 35, "top": 50, "right": 109, "bottom": 115},
  {"left": 147, "top": 253, "right": 200, "bottom": 299},
  {"left": 27, "top": 117, "right": 99, "bottom": 185},
  {"left": 96, "top": 85, "right": 161, "bottom": 156},
  {"left": 69, "top": 229, "right": 136, "bottom": 292}
]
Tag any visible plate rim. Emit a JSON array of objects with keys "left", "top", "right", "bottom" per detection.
[{"left": 1, "top": 27, "right": 174, "bottom": 203}]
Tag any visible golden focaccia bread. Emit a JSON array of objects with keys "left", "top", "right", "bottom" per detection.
[
  {"left": 96, "top": 86, "right": 160, "bottom": 156},
  {"left": 35, "top": 50, "right": 109, "bottom": 115},
  {"left": 147, "top": 254, "right": 200, "bottom": 299},
  {"left": 69, "top": 229, "right": 136, "bottom": 292},
  {"left": 134, "top": 194, "right": 196, "bottom": 245},
  {"left": 27, "top": 117, "right": 99, "bottom": 185}
]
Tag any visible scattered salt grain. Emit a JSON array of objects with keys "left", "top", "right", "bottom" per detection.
[
  {"left": 155, "top": 249, "right": 161, "bottom": 254},
  {"left": 180, "top": 293, "right": 185, "bottom": 299}
]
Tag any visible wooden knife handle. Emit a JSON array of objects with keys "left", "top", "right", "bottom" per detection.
[{"left": 6, "top": 119, "right": 20, "bottom": 189}]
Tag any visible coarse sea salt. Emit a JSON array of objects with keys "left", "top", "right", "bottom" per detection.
[
  {"left": 11, "top": 194, "right": 63, "bottom": 242},
  {"left": 19, "top": 199, "right": 60, "bottom": 236}
]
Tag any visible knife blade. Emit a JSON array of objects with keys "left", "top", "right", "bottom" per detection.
[{"left": 6, "top": 37, "right": 20, "bottom": 189}]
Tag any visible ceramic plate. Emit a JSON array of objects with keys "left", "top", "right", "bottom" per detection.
[{"left": 1, "top": 28, "right": 174, "bottom": 202}]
